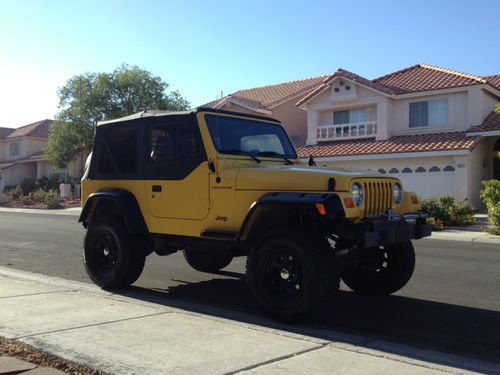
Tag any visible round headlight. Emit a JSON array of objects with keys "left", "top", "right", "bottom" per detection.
[
  {"left": 351, "top": 182, "right": 364, "bottom": 206},
  {"left": 393, "top": 183, "right": 403, "bottom": 204}
]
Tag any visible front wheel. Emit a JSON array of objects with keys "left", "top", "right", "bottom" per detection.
[
  {"left": 246, "top": 229, "right": 339, "bottom": 322},
  {"left": 83, "top": 217, "right": 145, "bottom": 289},
  {"left": 341, "top": 241, "right": 415, "bottom": 295}
]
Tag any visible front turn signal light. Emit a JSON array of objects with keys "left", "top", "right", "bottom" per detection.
[
  {"left": 411, "top": 195, "right": 419, "bottom": 204},
  {"left": 315, "top": 203, "right": 327, "bottom": 216},
  {"left": 343, "top": 197, "right": 355, "bottom": 208}
]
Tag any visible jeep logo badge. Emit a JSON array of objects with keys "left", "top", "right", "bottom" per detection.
[{"left": 215, "top": 215, "right": 228, "bottom": 222}]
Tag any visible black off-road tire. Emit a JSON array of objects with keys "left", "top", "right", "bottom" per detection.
[
  {"left": 183, "top": 249, "right": 233, "bottom": 273},
  {"left": 83, "top": 217, "right": 145, "bottom": 289},
  {"left": 246, "top": 229, "right": 340, "bottom": 323},
  {"left": 341, "top": 241, "right": 415, "bottom": 295}
]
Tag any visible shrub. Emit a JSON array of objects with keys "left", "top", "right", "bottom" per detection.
[
  {"left": 32, "top": 189, "right": 61, "bottom": 209},
  {"left": 2, "top": 185, "right": 15, "bottom": 194},
  {"left": 480, "top": 180, "right": 500, "bottom": 234},
  {"left": 35, "top": 176, "right": 60, "bottom": 191},
  {"left": 421, "top": 195, "right": 475, "bottom": 227},
  {"left": 11, "top": 185, "right": 23, "bottom": 200},
  {"left": 20, "top": 178, "right": 37, "bottom": 195}
]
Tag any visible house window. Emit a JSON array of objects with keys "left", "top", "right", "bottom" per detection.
[
  {"left": 409, "top": 99, "right": 448, "bottom": 128},
  {"left": 9, "top": 143, "right": 19, "bottom": 156},
  {"left": 402, "top": 167, "right": 413, "bottom": 173},
  {"left": 334, "top": 108, "right": 366, "bottom": 125},
  {"left": 429, "top": 166, "right": 440, "bottom": 172},
  {"left": 389, "top": 168, "right": 399, "bottom": 174}
]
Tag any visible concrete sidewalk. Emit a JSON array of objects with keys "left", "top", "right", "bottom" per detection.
[{"left": 0, "top": 267, "right": 498, "bottom": 375}]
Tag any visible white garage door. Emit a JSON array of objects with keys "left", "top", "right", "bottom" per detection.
[{"left": 383, "top": 165, "right": 456, "bottom": 198}]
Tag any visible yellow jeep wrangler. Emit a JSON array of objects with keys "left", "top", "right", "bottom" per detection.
[{"left": 80, "top": 108, "right": 431, "bottom": 321}]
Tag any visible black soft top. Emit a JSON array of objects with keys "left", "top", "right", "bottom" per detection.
[{"left": 97, "top": 107, "right": 281, "bottom": 126}]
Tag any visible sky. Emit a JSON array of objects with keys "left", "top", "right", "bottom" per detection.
[{"left": 0, "top": 0, "right": 498, "bottom": 128}]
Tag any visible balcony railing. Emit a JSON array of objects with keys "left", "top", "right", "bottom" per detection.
[{"left": 317, "top": 121, "right": 377, "bottom": 141}]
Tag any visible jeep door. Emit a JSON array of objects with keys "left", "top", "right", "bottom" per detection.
[{"left": 145, "top": 115, "right": 210, "bottom": 220}]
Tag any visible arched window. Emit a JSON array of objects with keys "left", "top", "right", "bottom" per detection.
[
  {"left": 389, "top": 168, "right": 399, "bottom": 174},
  {"left": 415, "top": 167, "right": 426, "bottom": 173},
  {"left": 378, "top": 168, "right": 386, "bottom": 174},
  {"left": 443, "top": 165, "right": 455, "bottom": 172},
  {"left": 429, "top": 166, "right": 440, "bottom": 172},
  {"left": 402, "top": 167, "right": 413, "bottom": 173}
]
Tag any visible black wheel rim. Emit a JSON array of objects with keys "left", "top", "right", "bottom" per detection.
[
  {"left": 360, "top": 247, "right": 388, "bottom": 273},
  {"left": 93, "top": 232, "right": 119, "bottom": 272},
  {"left": 264, "top": 248, "right": 304, "bottom": 299}
]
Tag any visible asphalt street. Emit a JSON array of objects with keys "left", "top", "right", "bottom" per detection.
[{"left": 1, "top": 211, "right": 499, "bottom": 365}]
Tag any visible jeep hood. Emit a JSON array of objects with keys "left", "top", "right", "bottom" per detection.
[{"left": 235, "top": 165, "right": 381, "bottom": 192}]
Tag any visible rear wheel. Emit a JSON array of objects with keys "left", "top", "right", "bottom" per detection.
[
  {"left": 83, "top": 217, "right": 145, "bottom": 288},
  {"left": 341, "top": 241, "right": 415, "bottom": 295},
  {"left": 246, "top": 229, "right": 339, "bottom": 322},
  {"left": 183, "top": 249, "right": 233, "bottom": 273}
]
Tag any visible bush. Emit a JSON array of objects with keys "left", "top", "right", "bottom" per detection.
[
  {"left": 421, "top": 195, "right": 475, "bottom": 227},
  {"left": 20, "top": 178, "right": 37, "bottom": 195},
  {"left": 32, "top": 189, "right": 61, "bottom": 209},
  {"left": 480, "top": 180, "right": 500, "bottom": 234},
  {"left": 11, "top": 185, "right": 23, "bottom": 200}
]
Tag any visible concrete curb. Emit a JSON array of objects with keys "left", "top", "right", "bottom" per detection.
[
  {"left": 0, "top": 207, "right": 81, "bottom": 216},
  {"left": 426, "top": 231, "right": 500, "bottom": 244},
  {"left": 0, "top": 266, "right": 499, "bottom": 375}
]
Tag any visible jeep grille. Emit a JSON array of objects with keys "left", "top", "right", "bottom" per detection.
[{"left": 362, "top": 181, "right": 393, "bottom": 216}]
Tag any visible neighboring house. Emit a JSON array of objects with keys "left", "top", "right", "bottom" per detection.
[
  {"left": 202, "top": 75, "right": 328, "bottom": 146},
  {"left": 0, "top": 119, "right": 84, "bottom": 193},
  {"left": 296, "top": 64, "right": 500, "bottom": 207}
]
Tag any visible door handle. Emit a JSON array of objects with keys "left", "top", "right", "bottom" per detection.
[{"left": 152, "top": 185, "right": 162, "bottom": 192}]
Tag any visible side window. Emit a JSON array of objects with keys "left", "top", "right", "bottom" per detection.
[
  {"left": 147, "top": 122, "right": 205, "bottom": 180},
  {"left": 96, "top": 125, "right": 138, "bottom": 176}
]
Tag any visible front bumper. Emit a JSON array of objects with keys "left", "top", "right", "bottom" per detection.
[{"left": 359, "top": 212, "right": 432, "bottom": 248}]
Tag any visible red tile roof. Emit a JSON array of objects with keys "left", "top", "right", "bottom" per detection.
[
  {"left": 486, "top": 75, "right": 500, "bottom": 91},
  {"left": 0, "top": 127, "right": 15, "bottom": 139},
  {"left": 373, "top": 64, "right": 486, "bottom": 93},
  {"left": 467, "top": 109, "right": 500, "bottom": 134},
  {"left": 296, "top": 69, "right": 399, "bottom": 107},
  {"left": 0, "top": 162, "right": 16, "bottom": 171},
  {"left": 298, "top": 64, "right": 500, "bottom": 107},
  {"left": 297, "top": 132, "right": 480, "bottom": 159},
  {"left": 202, "top": 75, "right": 329, "bottom": 111},
  {"left": 5, "top": 119, "right": 52, "bottom": 139}
]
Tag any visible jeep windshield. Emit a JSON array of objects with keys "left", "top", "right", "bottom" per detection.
[{"left": 205, "top": 114, "right": 298, "bottom": 160}]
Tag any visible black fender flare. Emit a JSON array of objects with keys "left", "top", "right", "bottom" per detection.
[
  {"left": 79, "top": 188, "right": 148, "bottom": 234},
  {"left": 236, "top": 192, "right": 345, "bottom": 241}
]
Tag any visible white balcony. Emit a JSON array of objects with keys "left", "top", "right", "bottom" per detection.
[{"left": 316, "top": 121, "right": 377, "bottom": 141}]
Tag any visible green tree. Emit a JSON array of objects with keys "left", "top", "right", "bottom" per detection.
[{"left": 45, "top": 64, "right": 190, "bottom": 169}]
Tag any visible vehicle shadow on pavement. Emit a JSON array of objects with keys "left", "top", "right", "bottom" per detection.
[{"left": 116, "top": 276, "right": 500, "bottom": 373}]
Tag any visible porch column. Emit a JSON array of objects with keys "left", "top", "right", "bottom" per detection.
[
  {"left": 36, "top": 161, "right": 43, "bottom": 179},
  {"left": 306, "top": 109, "right": 318, "bottom": 146},
  {"left": 453, "top": 155, "right": 471, "bottom": 202},
  {"left": 375, "top": 100, "right": 389, "bottom": 141}
]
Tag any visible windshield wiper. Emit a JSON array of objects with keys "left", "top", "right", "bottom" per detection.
[
  {"left": 220, "top": 149, "right": 261, "bottom": 163},
  {"left": 257, "top": 151, "right": 294, "bottom": 165}
]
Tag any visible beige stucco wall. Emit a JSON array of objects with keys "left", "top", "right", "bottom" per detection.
[
  {"left": 270, "top": 99, "right": 308, "bottom": 146},
  {"left": 1, "top": 163, "right": 37, "bottom": 188},
  {"left": 24, "top": 138, "right": 48, "bottom": 157}
]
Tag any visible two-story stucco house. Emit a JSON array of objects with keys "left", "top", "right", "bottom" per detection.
[
  {"left": 296, "top": 64, "right": 500, "bottom": 208},
  {"left": 0, "top": 120, "right": 55, "bottom": 193},
  {"left": 203, "top": 75, "right": 328, "bottom": 146}
]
